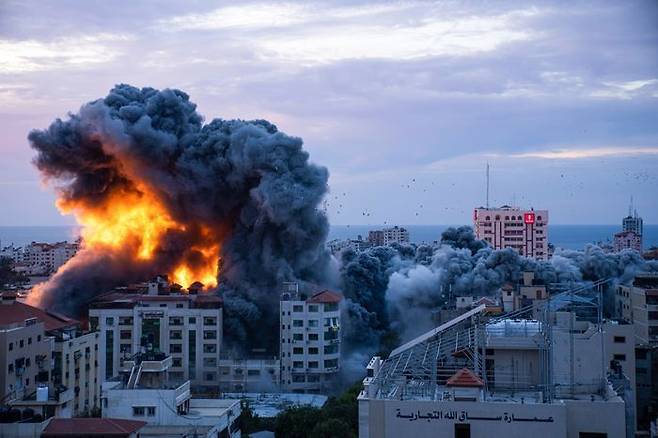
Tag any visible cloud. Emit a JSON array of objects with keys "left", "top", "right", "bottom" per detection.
[
  {"left": 0, "top": 33, "right": 131, "bottom": 74},
  {"left": 511, "top": 147, "right": 658, "bottom": 160},
  {"left": 160, "top": 2, "right": 539, "bottom": 64}
]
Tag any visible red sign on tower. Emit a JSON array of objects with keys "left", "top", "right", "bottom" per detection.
[{"left": 524, "top": 212, "right": 535, "bottom": 224}]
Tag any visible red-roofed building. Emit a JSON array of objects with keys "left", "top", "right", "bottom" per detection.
[
  {"left": 280, "top": 283, "right": 342, "bottom": 393},
  {"left": 0, "top": 293, "right": 101, "bottom": 418},
  {"left": 42, "top": 418, "right": 146, "bottom": 437}
]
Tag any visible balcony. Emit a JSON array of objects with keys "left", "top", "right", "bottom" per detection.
[
  {"left": 119, "top": 353, "right": 173, "bottom": 373},
  {"left": 175, "top": 380, "right": 191, "bottom": 405}
]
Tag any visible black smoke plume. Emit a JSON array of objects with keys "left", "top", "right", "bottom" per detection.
[{"left": 29, "top": 84, "right": 331, "bottom": 350}]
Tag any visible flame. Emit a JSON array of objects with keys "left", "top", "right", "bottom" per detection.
[{"left": 56, "top": 184, "right": 220, "bottom": 289}]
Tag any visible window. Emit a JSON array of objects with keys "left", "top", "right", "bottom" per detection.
[
  {"left": 293, "top": 305, "right": 304, "bottom": 312},
  {"left": 203, "top": 330, "right": 217, "bottom": 340},
  {"left": 613, "top": 354, "right": 626, "bottom": 361},
  {"left": 119, "top": 316, "right": 133, "bottom": 325},
  {"left": 205, "top": 372, "right": 216, "bottom": 381},
  {"left": 292, "top": 374, "right": 306, "bottom": 382},
  {"left": 203, "top": 317, "right": 217, "bottom": 326},
  {"left": 308, "top": 361, "right": 319, "bottom": 368},
  {"left": 324, "top": 303, "right": 338, "bottom": 312},
  {"left": 307, "top": 375, "right": 320, "bottom": 382},
  {"left": 147, "top": 407, "right": 156, "bottom": 416},
  {"left": 293, "top": 347, "right": 304, "bottom": 355},
  {"left": 133, "top": 406, "right": 145, "bottom": 416},
  {"left": 308, "top": 320, "right": 319, "bottom": 328},
  {"left": 203, "top": 357, "right": 217, "bottom": 367},
  {"left": 293, "top": 333, "right": 303, "bottom": 341},
  {"left": 37, "top": 335, "right": 41, "bottom": 342},
  {"left": 8, "top": 364, "right": 13, "bottom": 373},
  {"left": 613, "top": 336, "right": 626, "bottom": 343},
  {"left": 578, "top": 433, "right": 607, "bottom": 438},
  {"left": 308, "top": 333, "right": 319, "bottom": 341},
  {"left": 170, "top": 344, "right": 182, "bottom": 354},
  {"left": 169, "top": 317, "right": 183, "bottom": 326},
  {"left": 170, "top": 330, "right": 182, "bottom": 340},
  {"left": 455, "top": 423, "right": 471, "bottom": 438},
  {"left": 293, "top": 361, "right": 304, "bottom": 369},
  {"left": 19, "top": 340, "right": 24, "bottom": 348},
  {"left": 8, "top": 342, "right": 12, "bottom": 351},
  {"left": 120, "top": 330, "right": 131, "bottom": 340},
  {"left": 324, "top": 359, "right": 338, "bottom": 369},
  {"left": 203, "top": 344, "right": 217, "bottom": 353},
  {"left": 106, "top": 317, "right": 114, "bottom": 326},
  {"left": 189, "top": 317, "right": 196, "bottom": 324},
  {"left": 28, "top": 337, "right": 32, "bottom": 345},
  {"left": 324, "top": 345, "right": 338, "bottom": 355},
  {"left": 308, "top": 305, "right": 318, "bottom": 312},
  {"left": 293, "top": 320, "right": 304, "bottom": 328},
  {"left": 308, "top": 347, "right": 319, "bottom": 355},
  {"left": 172, "top": 358, "right": 182, "bottom": 367}
]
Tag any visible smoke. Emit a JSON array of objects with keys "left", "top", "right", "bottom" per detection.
[
  {"left": 29, "top": 84, "right": 331, "bottom": 350},
  {"left": 339, "top": 227, "right": 658, "bottom": 349}
]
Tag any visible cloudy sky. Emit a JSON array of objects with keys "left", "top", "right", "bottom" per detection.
[{"left": 1, "top": 0, "right": 657, "bottom": 226}]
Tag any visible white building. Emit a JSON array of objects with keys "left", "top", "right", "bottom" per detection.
[
  {"left": 359, "top": 290, "right": 634, "bottom": 438},
  {"left": 89, "top": 277, "right": 223, "bottom": 393},
  {"left": 102, "top": 352, "right": 241, "bottom": 438},
  {"left": 473, "top": 206, "right": 549, "bottom": 260},
  {"left": 613, "top": 230, "right": 642, "bottom": 253},
  {"left": 280, "top": 284, "right": 342, "bottom": 393},
  {"left": 368, "top": 226, "right": 410, "bottom": 246},
  {"left": 21, "top": 241, "right": 78, "bottom": 274}
]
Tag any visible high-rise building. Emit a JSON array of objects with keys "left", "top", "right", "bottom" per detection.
[
  {"left": 473, "top": 206, "right": 549, "bottom": 260},
  {"left": 89, "top": 277, "right": 223, "bottom": 393},
  {"left": 618, "top": 200, "right": 643, "bottom": 252},
  {"left": 280, "top": 283, "right": 342, "bottom": 393},
  {"left": 616, "top": 272, "right": 658, "bottom": 345}
]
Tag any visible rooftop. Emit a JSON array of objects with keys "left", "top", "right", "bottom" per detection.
[
  {"left": 0, "top": 293, "right": 78, "bottom": 331},
  {"left": 89, "top": 291, "right": 222, "bottom": 309},
  {"left": 42, "top": 418, "right": 146, "bottom": 436},
  {"left": 306, "top": 290, "right": 342, "bottom": 304},
  {"left": 446, "top": 368, "right": 484, "bottom": 388}
]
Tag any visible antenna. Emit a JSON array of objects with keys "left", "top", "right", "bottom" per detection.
[
  {"left": 487, "top": 161, "right": 489, "bottom": 209},
  {"left": 629, "top": 195, "right": 633, "bottom": 217}
]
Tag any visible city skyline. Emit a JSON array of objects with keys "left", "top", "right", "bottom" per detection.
[{"left": 1, "top": 1, "right": 657, "bottom": 226}]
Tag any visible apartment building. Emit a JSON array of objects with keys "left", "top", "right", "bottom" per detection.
[
  {"left": 218, "top": 357, "right": 281, "bottom": 392},
  {"left": 102, "top": 352, "right": 241, "bottom": 437},
  {"left": 280, "top": 284, "right": 342, "bottom": 393},
  {"left": 614, "top": 231, "right": 642, "bottom": 253},
  {"left": 89, "top": 277, "right": 223, "bottom": 393},
  {"left": 0, "top": 292, "right": 100, "bottom": 417},
  {"left": 22, "top": 241, "right": 78, "bottom": 274},
  {"left": 616, "top": 272, "right": 658, "bottom": 345},
  {"left": 473, "top": 206, "right": 548, "bottom": 260},
  {"left": 368, "top": 226, "right": 410, "bottom": 247}
]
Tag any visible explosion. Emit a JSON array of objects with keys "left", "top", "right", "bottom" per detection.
[{"left": 26, "top": 84, "right": 332, "bottom": 353}]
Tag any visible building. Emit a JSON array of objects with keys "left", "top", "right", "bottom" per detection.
[
  {"left": 101, "top": 352, "right": 241, "bottom": 437},
  {"left": 616, "top": 272, "right": 658, "bottom": 345},
  {"left": 218, "top": 357, "right": 281, "bottom": 392},
  {"left": 359, "top": 285, "right": 634, "bottom": 438},
  {"left": 89, "top": 277, "right": 223, "bottom": 393},
  {"left": 368, "top": 226, "right": 410, "bottom": 247},
  {"left": 473, "top": 206, "right": 548, "bottom": 260},
  {"left": 327, "top": 237, "right": 372, "bottom": 255},
  {"left": 615, "top": 272, "right": 658, "bottom": 430},
  {"left": 42, "top": 418, "right": 147, "bottom": 438},
  {"left": 613, "top": 231, "right": 642, "bottom": 253},
  {"left": 280, "top": 283, "right": 342, "bottom": 393},
  {"left": 21, "top": 241, "right": 78, "bottom": 274},
  {"left": 0, "top": 292, "right": 100, "bottom": 418},
  {"left": 500, "top": 271, "right": 548, "bottom": 316}
]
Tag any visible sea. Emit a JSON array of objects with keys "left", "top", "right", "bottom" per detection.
[{"left": 0, "top": 225, "right": 657, "bottom": 251}]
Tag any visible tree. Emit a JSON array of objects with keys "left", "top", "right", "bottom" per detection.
[
  {"left": 274, "top": 406, "right": 322, "bottom": 438},
  {"left": 310, "top": 418, "right": 355, "bottom": 438},
  {"left": 0, "top": 256, "right": 27, "bottom": 287}
]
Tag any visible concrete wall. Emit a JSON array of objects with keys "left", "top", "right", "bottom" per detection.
[{"left": 359, "top": 397, "right": 625, "bottom": 438}]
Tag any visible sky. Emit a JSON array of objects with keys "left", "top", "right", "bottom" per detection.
[{"left": 0, "top": 0, "right": 657, "bottom": 226}]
